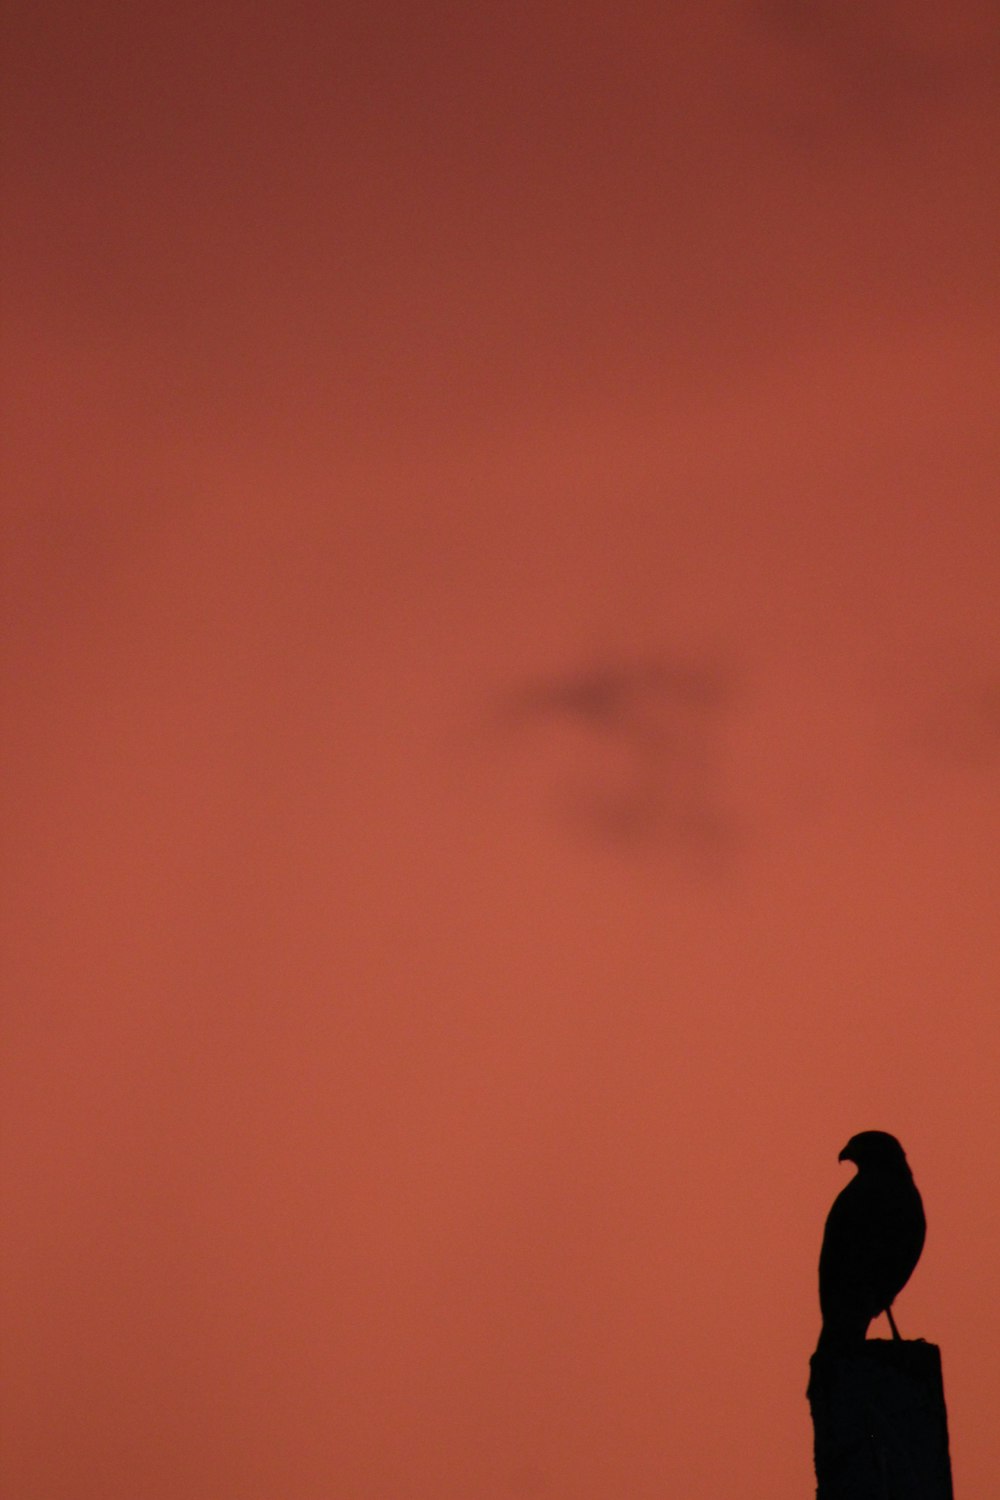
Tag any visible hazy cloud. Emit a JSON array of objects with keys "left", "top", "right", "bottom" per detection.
[{"left": 496, "top": 657, "right": 735, "bottom": 853}]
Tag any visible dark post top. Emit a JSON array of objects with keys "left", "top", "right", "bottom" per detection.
[{"left": 808, "top": 1339, "right": 953, "bottom": 1500}]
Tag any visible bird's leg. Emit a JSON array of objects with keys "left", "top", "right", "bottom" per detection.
[{"left": 885, "top": 1306, "right": 902, "bottom": 1341}]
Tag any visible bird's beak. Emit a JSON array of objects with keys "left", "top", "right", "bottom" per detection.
[{"left": 838, "top": 1145, "right": 851, "bottom": 1163}]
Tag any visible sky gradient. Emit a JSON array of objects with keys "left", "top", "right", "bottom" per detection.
[{"left": 3, "top": 3, "right": 1000, "bottom": 1496}]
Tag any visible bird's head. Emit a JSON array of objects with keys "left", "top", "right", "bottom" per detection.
[{"left": 838, "top": 1130, "right": 909, "bottom": 1171}]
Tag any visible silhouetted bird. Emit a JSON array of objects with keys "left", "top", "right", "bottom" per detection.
[{"left": 817, "top": 1131, "right": 926, "bottom": 1352}]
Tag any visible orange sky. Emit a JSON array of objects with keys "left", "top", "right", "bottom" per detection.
[{"left": 3, "top": 4, "right": 999, "bottom": 1496}]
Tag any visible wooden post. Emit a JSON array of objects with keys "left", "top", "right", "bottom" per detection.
[{"left": 807, "top": 1339, "right": 953, "bottom": 1499}]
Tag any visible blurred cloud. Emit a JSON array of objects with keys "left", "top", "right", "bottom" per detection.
[
  {"left": 760, "top": 0, "right": 1000, "bottom": 88},
  {"left": 749, "top": 0, "right": 1000, "bottom": 158},
  {"left": 495, "top": 657, "right": 735, "bottom": 854}
]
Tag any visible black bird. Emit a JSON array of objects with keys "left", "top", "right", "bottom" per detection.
[{"left": 817, "top": 1131, "right": 926, "bottom": 1352}]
